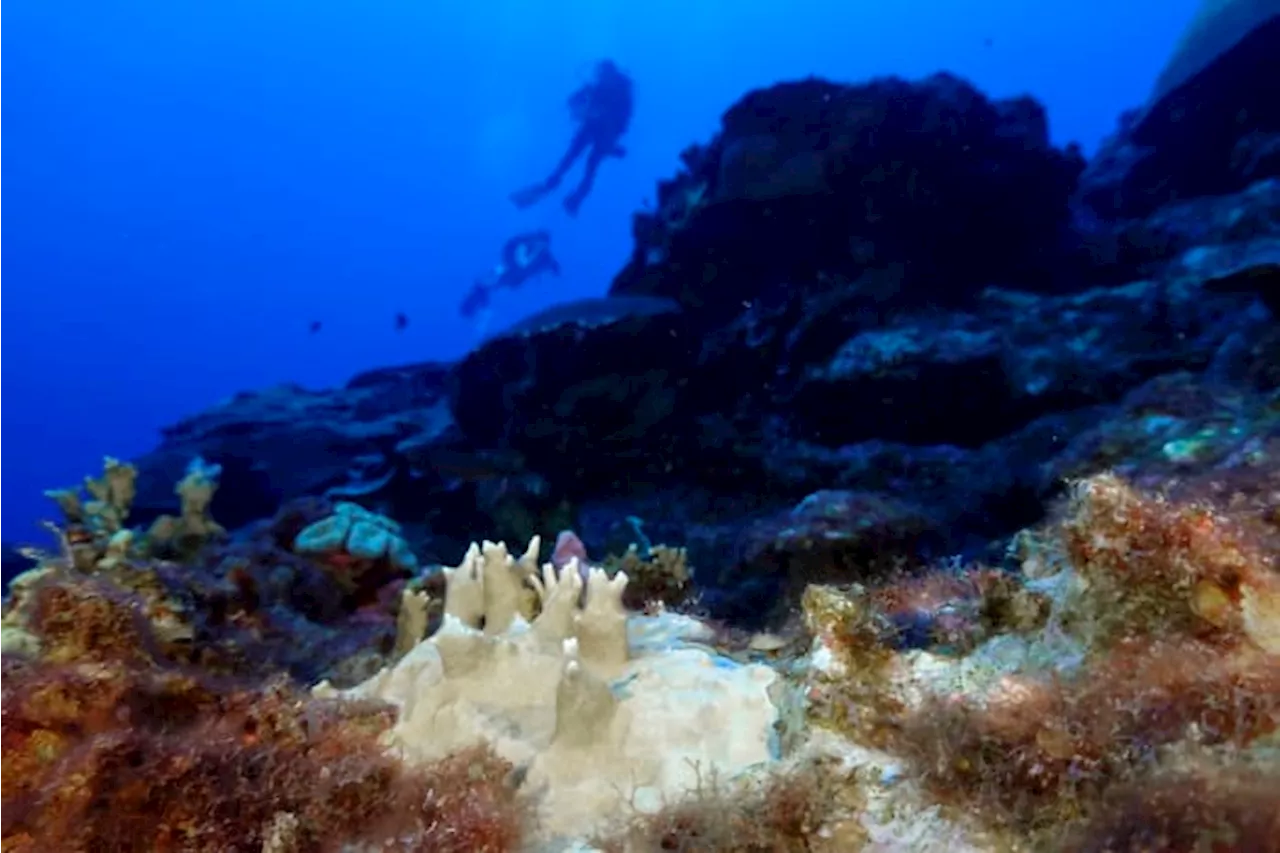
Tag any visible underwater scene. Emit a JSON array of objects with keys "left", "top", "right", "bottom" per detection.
[{"left": 3, "top": 0, "right": 1280, "bottom": 850}]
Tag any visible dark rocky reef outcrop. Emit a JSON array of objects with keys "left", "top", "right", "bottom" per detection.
[
  {"left": 1079, "top": 3, "right": 1280, "bottom": 221},
  {"left": 123, "top": 45, "right": 1280, "bottom": 626},
  {"left": 611, "top": 73, "right": 1086, "bottom": 316},
  {"left": 449, "top": 296, "right": 694, "bottom": 494},
  {"left": 131, "top": 362, "right": 456, "bottom": 529},
  {"left": 127, "top": 361, "right": 565, "bottom": 565}
]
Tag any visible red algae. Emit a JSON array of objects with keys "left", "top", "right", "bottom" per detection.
[
  {"left": 1, "top": 569, "right": 529, "bottom": 853},
  {"left": 1066, "top": 752, "right": 1280, "bottom": 853},
  {"left": 892, "top": 639, "right": 1280, "bottom": 828},
  {"left": 884, "top": 473, "right": 1280, "bottom": 841},
  {"left": 593, "top": 761, "right": 861, "bottom": 853},
  {"left": 1060, "top": 472, "right": 1280, "bottom": 650}
]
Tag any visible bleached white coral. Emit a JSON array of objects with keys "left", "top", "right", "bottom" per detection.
[{"left": 317, "top": 538, "right": 780, "bottom": 843}]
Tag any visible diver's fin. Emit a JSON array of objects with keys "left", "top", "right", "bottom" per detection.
[
  {"left": 510, "top": 184, "right": 548, "bottom": 210},
  {"left": 473, "top": 306, "right": 494, "bottom": 340},
  {"left": 460, "top": 282, "right": 491, "bottom": 318}
]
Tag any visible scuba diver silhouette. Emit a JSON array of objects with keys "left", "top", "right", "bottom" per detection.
[
  {"left": 460, "top": 230, "right": 562, "bottom": 319},
  {"left": 510, "top": 60, "right": 633, "bottom": 217}
]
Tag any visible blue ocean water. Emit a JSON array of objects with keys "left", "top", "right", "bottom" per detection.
[{"left": 2, "top": 0, "right": 1198, "bottom": 542}]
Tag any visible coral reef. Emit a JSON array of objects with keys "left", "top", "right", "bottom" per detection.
[
  {"left": 9, "top": 483, "right": 407, "bottom": 686},
  {"left": 41, "top": 455, "right": 227, "bottom": 572},
  {"left": 42, "top": 456, "right": 140, "bottom": 572},
  {"left": 7, "top": 14, "right": 1280, "bottom": 851},
  {"left": 893, "top": 639, "right": 1279, "bottom": 830},
  {"left": 1, "top": 664, "right": 528, "bottom": 853}
]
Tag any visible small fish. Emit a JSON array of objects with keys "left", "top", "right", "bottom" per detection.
[
  {"left": 308, "top": 321, "right": 323, "bottom": 334},
  {"left": 394, "top": 312, "right": 409, "bottom": 331}
]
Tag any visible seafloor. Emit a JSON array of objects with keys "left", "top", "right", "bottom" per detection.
[{"left": 4, "top": 5, "right": 1280, "bottom": 852}]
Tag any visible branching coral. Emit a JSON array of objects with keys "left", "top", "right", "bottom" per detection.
[
  {"left": 42, "top": 456, "right": 226, "bottom": 571},
  {"left": 143, "top": 456, "right": 227, "bottom": 560},
  {"left": 394, "top": 584, "right": 433, "bottom": 657},
  {"left": 43, "top": 457, "right": 139, "bottom": 572}
]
